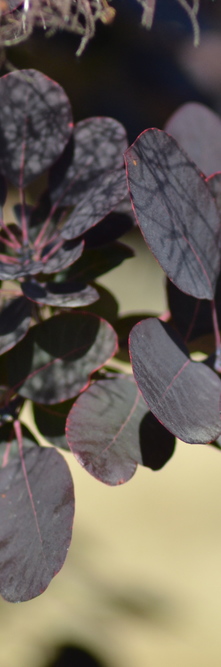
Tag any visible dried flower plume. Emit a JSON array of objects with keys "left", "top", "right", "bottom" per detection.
[{"left": 0, "top": 0, "right": 202, "bottom": 54}]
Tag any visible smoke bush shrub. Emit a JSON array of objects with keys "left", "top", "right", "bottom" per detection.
[{"left": 0, "top": 69, "right": 221, "bottom": 603}]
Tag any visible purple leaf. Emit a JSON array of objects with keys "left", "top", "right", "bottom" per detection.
[
  {"left": 61, "top": 169, "right": 127, "bottom": 240},
  {"left": 0, "top": 69, "right": 73, "bottom": 187},
  {"left": 165, "top": 103, "right": 221, "bottom": 176},
  {"left": 0, "top": 423, "right": 74, "bottom": 603},
  {"left": 8, "top": 312, "right": 118, "bottom": 403},
  {"left": 129, "top": 318, "right": 221, "bottom": 444},
  {"left": 40, "top": 239, "right": 84, "bottom": 274},
  {"left": 167, "top": 273, "right": 221, "bottom": 343},
  {"left": 0, "top": 296, "right": 32, "bottom": 355},
  {"left": 33, "top": 400, "right": 73, "bottom": 449},
  {"left": 68, "top": 242, "right": 134, "bottom": 282},
  {"left": 66, "top": 375, "right": 175, "bottom": 485},
  {"left": 125, "top": 129, "right": 221, "bottom": 299},
  {"left": 49, "top": 117, "right": 128, "bottom": 206},
  {"left": 22, "top": 279, "right": 99, "bottom": 308},
  {"left": 84, "top": 284, "right": 119, "bottom": 324},
  {"left": 83, "top": 211, "right": 134, "bottom": 247}
]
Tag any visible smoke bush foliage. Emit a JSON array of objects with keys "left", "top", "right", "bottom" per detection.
[{"left": 1, "top": 69, "right": 221, "bottom": 603}]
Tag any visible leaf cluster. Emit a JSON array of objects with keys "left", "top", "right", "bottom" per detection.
[
  {"left": 1, "top": 69, "right": 221, "bottom": 604},
  {"left": 0, "top": 67, "right": 133, "bottom": 602}
]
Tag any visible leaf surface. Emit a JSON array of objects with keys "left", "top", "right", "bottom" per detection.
[
  {"left": 66, "top": 375, "right": 175, "bottom": 485},
  {"left": 22, "top": 279, "right": 99, "bottom": 308},
  {"left": 68, "top": 242, "right": 134, "bottom": 282},
  {"left": 167, "top": 273, "right": 221, "bottom": 342},
  {"left": 0, "top": 423, "right": 74, "bottom": 602},
  {"left": 49, "top": 117, "right": 128, "bottom": 206},
  {"left": 125, "top": 129, "right": 221, "bottom": 299},
  {"left": 129, "top": 318, "right": 221, "bottom": 444},
  {"left": 34, "top": 401, "right": 74, "bottom": 449},
  {"left": 61, "top": 169, "right": 127, "bottom": 240},
  {"left": 0, "top": 69, "right": 73, "bottom": 187},
  {"left": 0, "top": 297, "right": 32, "bottom": 355},
  {"left": 8, "top": 312, "right": 118, "bottom": 403}
]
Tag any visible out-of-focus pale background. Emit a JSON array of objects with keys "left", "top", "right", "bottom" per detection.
[{"left": 2, "top": 0, "right": 221, "bottom": 665}]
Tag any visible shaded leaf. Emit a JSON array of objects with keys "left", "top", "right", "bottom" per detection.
[
  {"left": 49, "top": 117, "right": 128, "bottom": 206},
  {"left": 139, "top": 411, "right": 176, "bottom": 470},
  {"left": 66, "top": 375, "right": 175, "bottom": 485},
  {"left": 0, "top": 296, "right": 32, "bottom": 355},
  {"left": 0, "top": 69, "right": 73, "bottom": 187},
  {"left": 165, "top": 103, "right": 221, "bottom": 176},
  {"left": 167, "top": 273, "right": 221, "bottom": 343},
  {"left": 84, "top": 211, "right": 134, "bottom": 247},
  {"left": 33, "top": 400, "right": 74, "bottom": 449},
  {"left": 22, "top": 278, "right": 99, "bottom": 308},
  {"left": 115, "top": 313, "right": 154, "bottom": 362},
  {"left": 129, "top": 318, "right": 221, "bottom": 444},
  {"left": 39, "top": 238, "right": 84, "bottom": 274},
  {"left": 61, "top": 169, "right": 127, "bottom": 240},
  {"left": 125, "top": 129, "right": 221, "bottom": 299},
  {"left": 8, "top": 312, "right": 118, "bottom": 403},
  {"left": 68, "top": 242, "right": 134, "bottom": 282},
  {"left": 84, "top": 284, "right": 119, "bottom": 324},
  {"left": 0, "top": 423, "right": 74, "bottom": 602}
]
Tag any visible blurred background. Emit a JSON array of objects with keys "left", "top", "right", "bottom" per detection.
[{"left": 2, "top": 1, "right": 221, "bottom": 666}]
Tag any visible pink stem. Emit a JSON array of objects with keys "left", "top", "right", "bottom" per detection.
[
  {"left": 19, "top": 187, "right": 29, "bottom": 245},
  {"left": 33, "top": 202, "right": 57, "bottom": 249},
  {"left": 0, "top": 253, "right": 20, "bottom": 264},
  {"left": 0, "top": 221, "right": 21, "bottom": 248}
]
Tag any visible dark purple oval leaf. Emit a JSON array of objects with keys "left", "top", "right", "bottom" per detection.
[
  {"left": 0, "top": 69, "right": 73, "bottom": 187},
  {"left": 8, "top": 312, "right": 118, "bottom": 404},
  {"left": 129, "top": 318, "right": 221, "bottom": 444},
  {"left": 33, "top": 400, "right": 74, "bottom": 449},
  {"left": 83, "top": 211, "right": 134, "bottom": 247},
  {"left": 61, "top": 169, "right": 127, "bottom": 240},
  {"left": 68, "top": 242, "right": 134, "bottom": 282},
  {"left": 66, "top": 375, "right": 175, "bottom": 485},
  {"left": 84, "top": 284, "right": 119, "bottom": 324},
  {"left": 40, "top": 238, "right": 84, "bottom": 274},
  {"left": 0, "top": 423, "right": 74, "bottom": 602},
  {"left": 165, "top": 103, "right": 221, "bottom": 176},
  {"left": 0, "top": 296, "right": 32, "bottom": 355},
  {"left": 22, "top": 279, "right": 99, "bottom": 308},
  {"left": 49, "top": 117, "right": 128, "bottom": 206},
  {"left": 125, "top": 129, "right": 221, "bottom": 299},
  {"left": 167, "top": 272, "right": 221, "bottom": 343}
]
